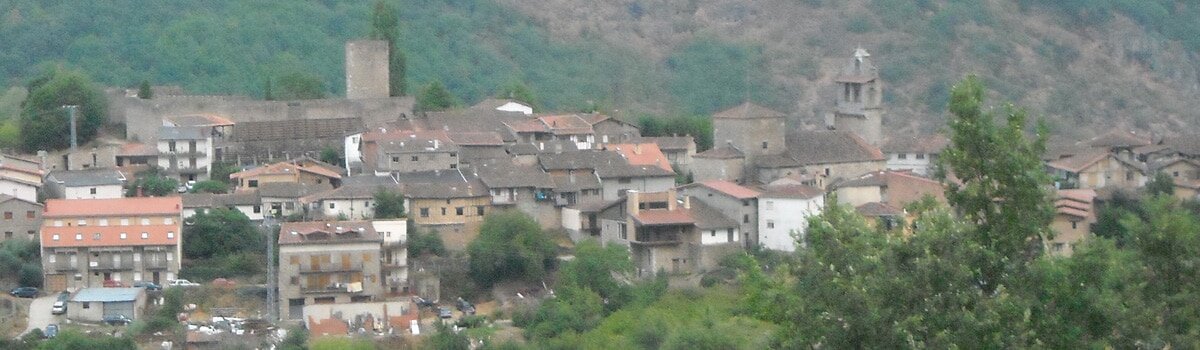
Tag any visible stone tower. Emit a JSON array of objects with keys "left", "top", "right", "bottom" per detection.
[
  {"left": 712, "top": 102, "right": 787, "bottom": 181},
  {"left": 829, "top": 48, "right": 883, "bottom": 146},
  {"left": 345, "top": 40, "right": 391, "bottom": 99}
]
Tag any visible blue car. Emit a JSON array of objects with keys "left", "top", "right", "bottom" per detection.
[
  {"left": 9, "top": 287, "right": 38, "bottom": 298},
  {"left": 44, "top": 324, "right": 58, "bottom": 338}
]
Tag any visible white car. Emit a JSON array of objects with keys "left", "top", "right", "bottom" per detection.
[
  {"left": 167, "top": 279, "right": 201, "bottom": 287},
  {"left": 51, "top": 301, "right": 66, "bottom": 315}
]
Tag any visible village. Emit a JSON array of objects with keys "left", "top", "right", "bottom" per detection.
[{"left": 0, "top": 36, "right": 1196, "bottom": 349}]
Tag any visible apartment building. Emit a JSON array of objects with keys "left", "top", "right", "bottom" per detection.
[{"left": 279, "top": 221, "right": 383, "bottom": 320}]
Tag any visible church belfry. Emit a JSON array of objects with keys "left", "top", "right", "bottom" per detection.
[{"left": 829, "top": 48, "right": 883, "bottom": 146}]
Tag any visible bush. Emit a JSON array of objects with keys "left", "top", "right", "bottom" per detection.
[
  {"left": 190, "top": 180, "right": 228, "bottom": 194},
  {"left": 17, "top": 265, "right": 41, "bottom": 288},
  {"left": 467, "top": 211, "right": 557, "bottom": 288}
]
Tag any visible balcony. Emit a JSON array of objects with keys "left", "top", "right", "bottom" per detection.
[
  {"left": 301, "top": 282, "right": 365, "bottom": 294},
  {"left": 381, "top": 259, "right": 406, "bottom": 269},
  {"left": 143, "top": 259, "right": 171, "bottom": 270},
  {"left": 52, "top": 263, "right": 79, "bottom": 272},
  {"left": 299, "top": 262, "right": 364, "bottom": 274},
  {"left": 164, "top": 149, "right": 207, "bottom": 157},
  {"left": 176, "top": 166, "right": 209, "bottom": 175},
  {"left": 89, "top": 261, "right": 133, "bottom": 271},
  {"left": 630, "top": 230, "right": 683, "bottom": 246}
]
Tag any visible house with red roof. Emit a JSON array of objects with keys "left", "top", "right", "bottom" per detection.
[
  {"left": 678, "top": 180, "right": 761, "bottom": 248},
  {"left": 596, "top": 188, "right": 740, "bottom": 276},
  {"left": 1049, "top": 189, "right": 1097, "bottom": 256},
  {"left": 40, "top": 197, "right": 183, "bottom": 291}
]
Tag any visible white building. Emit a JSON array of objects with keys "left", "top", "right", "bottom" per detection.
[
  {"left": 344, "top": 132, "right": 364, "bottom": 175},
  {"left": 881, "top": 134, "right": 948, "bottom": 176},
  {"left": 45, "top": 169, "right": 126, "bottom": 199},
  {"left": 0, "top": 154, "right": 43, "bottom": 202},
  {"left": 757, "top": 184, "right": 825, "bottom": 252},
  {"left": 156, "top": 126, "right": 213, "bottom": 182},
  {"left": 372, "top": 219, "right": 408, "bottom": 294}
]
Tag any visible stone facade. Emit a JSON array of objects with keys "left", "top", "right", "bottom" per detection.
[
  {"left": 830, "top": 48, "right": 884, "bottom": 146},
  {"left": 0, "top": 196, "right": 42, "bottom": 242},
  {"left": 278, "top": 221, "right": 384, "bottom": 320},
  {"left": 345, "top": 40, "right": 391, "bottom": 100}
]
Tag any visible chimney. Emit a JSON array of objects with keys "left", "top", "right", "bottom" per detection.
[
  {"left": 682, "top": 195, "right": 690, "bottom": 209},
  {"left": 539, "top": 142, "right": 544, "bottom": 151},
  {"left": 634, "top": 144, "right": 642, "bottom": 155},
  {"left": 433, "top": 139, "right": 439, "bottom": 149},
  {"left": 136, "top": 186, "right": 143, "bottom": 197}
]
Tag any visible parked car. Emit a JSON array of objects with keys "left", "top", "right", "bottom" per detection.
[
  {"left": 437, "top": 307, "right": 453, "bottom": 319},
  {"left": 51, "top": 301, "right": 67, "bottom": 315},
  {"left": 103, "top": 314, "right": 132, "bottom": 326},
  {"left": 44, "top": 324, "right": 58, "bottom": 338},
  {"left": 56, "top": 291, "right": 70, "bottom": 302},
  {"left": 132, "top": 281, "right": 162, "bottom": 291},
  {"left": 413, "top": 296, "right": 435, "bottom": 309},
  {"left": 102, "top": 279, "right": 125, "bottom": 288},
  {"left": 167, "top": 279, "right": 200, "bottom": 287},
  {"left": 9, "top": 287, "right": 38, "bottom": 298}
]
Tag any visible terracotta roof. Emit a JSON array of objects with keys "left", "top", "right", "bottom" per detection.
[
  {"left": 606, "top": 143, "right": 672, "bottom": 171},
  {"left": 167, "top": 114, "right": 234, "bottom": 127},
  {"left": 1087, "top": 130, "right": 1152, "bottom": 148},
  {"left": 630, "top": 136, "right": 694, "bottom": 151},
  {"left": 694, "top": 145, "right": 744, "bottom": 159},
  {"left": 712, "top": 102, "right": 784, "bottom": 119},
  {"left": 118, "top": 142, "right": 158, "bottom": 157},
  {"left": 787, "top": 130, "right": 884, "bottom": 165},
  {"left": 690, "top": 180, "right": 761, "bottom": 199},
  {"left": 759, "top": 184, "right": 824, "bottom": 199},
  {"left": 447, "top": 132, "right": 505, "bottom": 146},
  {"left": 632, "top": 209, "right": 694, "bottom": 226},
  {"left": 882, "top": 134, "right": 949, "bottom": 154},
  {"left": 688, "top": 200, "right": 738, "bottom": 229},
  {"left": 279, "top": 220, "right": 381, "bottom": 245},
  {"left": 308, "top": 316, "right": 350, "bottom": 336},
  {"left": 44, "top": 197, "right": 182, "bottom": 218},
  {"left": 42, "top": 224, "right": 180, "bottom": 248},
  {"left": 855, "top": 202, "right": 903, "bottom": 217},
  {"left": 230, "top": 161, "right": 342, "bottom": 181},
  {"left": 537, "top": 115, "right": 593, "bottom": 135}
]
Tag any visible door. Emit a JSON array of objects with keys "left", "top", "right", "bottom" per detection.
[{"left": 152, "top": 272, "right": 161, "bottom": 284}]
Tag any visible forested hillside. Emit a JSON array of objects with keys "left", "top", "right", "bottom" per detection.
[{"left": 2, "top": 0, "right": 1200, "bottom": 136}]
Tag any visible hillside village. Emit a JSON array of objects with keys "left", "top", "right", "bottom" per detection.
[{"left": 3, "top": 31, "right": 1200, "bottom": 350}]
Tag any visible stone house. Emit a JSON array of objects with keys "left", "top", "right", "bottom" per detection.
[
  {"left": 45, "top": 168, "right": 127, "bottom": 200},
  {"left": 583, "top": 114, "right": 640, "bottom": 146},
  {"left": 1048, "top": 189, "right": 1097, "bottom": 256},
  {"left": 278, "top": 221, "right": 384, "bottom": 320},
  {"left": 595, "top": 162, "right": 676, "bottom": 201},
  {"left": 678, "top": 180, "right": 761, "bottom": 248},
  {"left": 833, "top": 170, "right": 947, "bottom": 209},
  {"left": 1151, "top": 158, "right": 1200, "bottom": 181},
  {"left": 785, "top": 130, "right": 886, "bottom": 188},
  {"left": 230, "top": 161, "right": 342, "bottom": 192},
  {"left": 41, "top": 197, "right": 183, "bottom": 291},
  {"left": 447, "top": 132, "right": 508, "bottom": 167},
  {"left": 596, "top": 189, "right": 740, "bottom": 276},
  {"left": 473, "top": 160, "right": 559, "bottom": 229},
  {"left": 711, "top": 102, "right": 787, "bottom": 180},
  {"left": 1046, "top": 151, "right": 1148, "bottom": 190},
  {"left": 0, "top": 153, "right": 44, "bottom": 203},
  {"left": 882, "top": 134, "right": 948, "bottom": 176},
  {"left": 692, "top": 145, "right": 745, "bottom": 183},
  {"left": 757, "top": 184, "right": 824, "bottom": 252},
  {"left": 157, "top": 126, "right": 214, "bottom": 182},
  {"left": 400, "top": 172, "right": 490, "bottom": 250},
  {"left": 359, "top": 129, "right": 460, "bottom": 175},
  {"left": 507, "top": 115, "right": 596, "bottom": 150},
  {"left": 259, "top": 182, "right": 330, "bottom": 218},
  {"left": 0, "top": 194, "right": 42, "bottom": 242}
]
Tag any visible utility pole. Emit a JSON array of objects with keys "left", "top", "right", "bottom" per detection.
[
  {"left": 263, "top": 215, "right": 278, "bottom": 322},
  {"left": 63, "top": 105, "right": 78, "bottom": 151}
]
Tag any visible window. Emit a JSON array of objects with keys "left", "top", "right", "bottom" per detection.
[
  {"left": 767, "top": 220, "right": 775, "bottom": 229},
  {"left": 441, "top": 207, "right": 447, "bottom": 215},
  {"left": 133, "top": 253, "right": 140, "bottom": 262},
  {"left": 743, "top": 214, "right": 749, "bottom": 224},
  {"left": 168, "top": 141, "right": 176, "bottom": 152},
  {"left": 762, "top": 141, "right": 768, "bottom": 149},
  {"left": 710, "top": 231, "right": 716, "bottom": 237},
  {"left": 253, "top": 205, "right": 261, "bottom": 214},
  {"left": 52, "top": 234, "right": 59, "bottom": 241},
  {"left": 167, "top": 232, "right": 175, "bottom": 239},
  {"left": 765, "top": 201, "right": 774, "bottom": 210},
  {"left": 2, "top": 212, "right": 9, "bottom": 220},
  {"left": 90, "top": 188, "right": 97, "bottom": 195},
  {"left": 477, "top": 206, "right": 485, "bottom": 216},
  {"left": 329, "top": 203, "right": 336, "bottom": 209},
  {"left": 54, "top": 220, "right": 63, "bottom": 227},
  {"left": 456, "top": 207, "right": 464, "bottom": 216},
  {"left": 120, "top": 233, "right": 127, "bottom": 240},
  {"left": 916, "top": 153, "right": 926, "bottom": 160},
  {"left": 3, "top": 232, "right": 9, "bottom": 239},
  {"left": 411, "top": 156, "right": 419, "bottom": 162},
  {"left": 99, "top": 219, "right": 108, "bottom": 226},
  {"left": 82, "top": 302, "right": 90, "bottom": 309},
  {"left": 290, "top": 276, "right": 299, "bottom": 285},
  {"left": 727, "top": 228, "right": 735, "bottom": 242},
  {"left": 78, "top": 219, "right": 88, "bottom": 226},
  {"left": 120, "top": 219, "right": 129, "bottom": 226},
  {"left": 167, "top": 252, "right": 174, "bottom": 261},
  {"left": 249, "top": 180, "right": 259, "bottom": 188},
  {"left": 141, "top": 218, "right": 150, "bottom": 225},
  {"left": 93, "top": 233, "right": 101, "bottom": 240},
  {"left": 1071, "top": 221, "right": 1078, "bottom": 230},
  {"left": 420, "top": 208, "right": 429, "bottom": 217},
  {"left": 141, "top": 232, "right": 149, "bottom": 239},
  {"left": 391, "top": 156, "right": 400, "bottom": 163},
  {"left": 742, "top": 200, "right": 749, "bottom": 206},
  {"left": 1174, "top": 171, "right": 1180, "bottom": 177},
  {"left": 164, "top": 218, "right": 173, "bottom": 225},
  {"left": 824, "top": 168, "right": 831, "bottom": 177},
  {"left": 74, "top": 233, "right": 83, "bottom": 240},
  {"left": 48, "top": 255, "right": 55, "bottom": 263},
  {"left": 450, "top": 163, "right": 457, "bottom": 169},
  {"left": 897, "top": 153, "right": 907, "bottom": 160}
]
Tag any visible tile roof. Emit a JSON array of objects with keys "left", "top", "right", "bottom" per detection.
[
  {"left": 1045, "top": 151, "right": 1114, "bottom": 173},
  {"left": 882, "top": 134, "right": 950, "bottom": 154},
  {"left": 1087, "top": 130, "right": 1152, "bottom": 148},
  {"left": 855, "top": 202, "right": 903, "bottom": 217},
  {"left": 712, "top": 102, "right": 785, "bottom": 119},
  {"left": 629, "top": 136, "right": 694, "bottom": 151},
  {"left": 1055, "top": 189, "right": 1096, "bottom": 219},
  {"left": 44, "top": 197, "right": 182, "bottom": 217},
  {"left": 1161, "top": 134, "right": 1200, "bottom": 156},
  {"left": 447, "top": 132, "right": 505, "bottom": 146},
  {"left": 694, "top": 145, "right": 744, "bottom": 159},
  {"left": 279, "top": 220, "right": 381, "bottom": 245},
  {"left": 538, "top": 150, "right": 626, "bottom": 171},
  {"left": 0, "top": 153, "right": 43, "bottom": 176},
  {"left": 158, "top": 126, "right": 207, "bottom": 140},
  {"left": 257, "top": 182, "right": 331, "bottom": 199},
  {"left": 595, "top": 163, "right": 675, "bottom": 178},
  {"left": 758, "top": 184, "right": 824, "bottom": 199},
  {"left": 166, "top": 114, "right": 234, "bottom": 127},
  {"left": 550, "top": 173, "right": 602, "bottom": 191},
  {"left": 71, "top": 288, "right": 143, "bottom": 302},
  {"left": 402, "top": 175, "right": 488, "bottom": 199},
  {"left": 47, "top": 168, "right": 126, "bottom": 187},
  {"left": 471, "top": 160, "right": 554, "bottom": 189},
  {"left": 42, "top": 224, "right": 180, "bottom": 248},
  {"left": 118, "top": 142, "right": 158, "bottom": 157},
  {"left": 396, "top": 110, "right": 526, "bottom": 142},
  {"left": 688, "top": 200, "right": 738, "bottom": 229},
  {"left": 507, "top": 140, "right": 578, "bottom": 155},
  {"left": 786, "top": 130, "right": 885, "bottom": 165},
  {"left": 232, "top": 118, "right": 362, "bottom": 142},
  {"left": 689, "top": 180, "right": 761, "bottom": 199},
  {"left": 835, "top": 48, "right": 879, "bottom": 83},
  {"left": 182, "top": 191, "right": 261, "bottom": 207},
  {"left": 537, "top": 114, "right": 594, "bottom": 135},
  {"left": 606, "top": 143, "right": 673, "bottom": 171},
  {"left": 755, "top": 154, "right": 801, "bottom": 168},
  {"left": 230, "top": 161, "right": 342, "bottom": 181},
  {"left": 302, "top": 185, "right": 389, "bottom": 203}
]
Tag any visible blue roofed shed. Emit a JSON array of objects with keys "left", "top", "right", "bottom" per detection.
[{"left": 67, "top": 287, "right": 147, "bottom": 322}]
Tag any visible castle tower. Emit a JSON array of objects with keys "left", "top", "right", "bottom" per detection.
[
  {"left": 829, "top": 48, "right": 883, "bottom": 146},
  {"left": 712, "top": 102, "right": 787, "bottom": 182},
  {"left": 345, "top": 40, "right": 391, "bottom": 99}
]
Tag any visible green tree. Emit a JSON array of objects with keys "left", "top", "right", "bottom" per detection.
[
  {"left": 189, "top": 180, "right": 228, "bottom": 194},
  {"left": 137, "top": 80, "right": 152, "bottom": 99},
  {"left": 210, "top": 162, "right": 241, "bottom": 185},
  {"left": 279, "top": 326, "right": 308, "bottom": 350},
  {"left": 467, "top": 210, "right": 557, "bottom": 287},
  {"left": 19, "top": 67, "right": 108, "bottom": 152},
  {"left": 934, "top": 75, "right": 1053, "bottom": 294},
  {"left": 370, "top": 0, "right": 407, "bottom": 96},
  {"left": 319, "top": 146, "right": 343, "bottom": 167},
  {"left": 637, "top": 114, "right": 714, "bottom": 151},
  {"left": 0, "top": 119, "right": 20, "bottom": 150},
  {"left": 497, "top": 81, "right": 538, "bottom": 110},
  {"left": 408, "top": 229, "right": 446, "bottom": 257},
  {"left": 1145, "top": 171, "right": 1175, "bottom": 197},
  {"left": 426, "top": 322, "right": 470, "bottom": 350},
  {"left": 310, "top": 337, "right": 374, "bottom": 350},
  {"left": 416, "top": 81, "right": 459, "bottom": 112},
  {"left": 373, "top": 189, "right": 405, "bottom": 219},
  {"left": 18, "top": 264, "right": 41, "bottom": 288},
  {"left": 274, "top": 72, "right": 326, "bottom": 100},
  {"left": 183, "top": 207, "right": 264, "bottom": 260},
  {"left": 36, "top": 330, "right": 137, "bottom": 349},
  {"left": 126, "top": 168, "right": 179, "bottom": 197},
  {"left": 558, "top": 239, "right": 633, "bottom": 309}
]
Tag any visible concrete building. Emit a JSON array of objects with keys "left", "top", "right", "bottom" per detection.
[
  {"left": 67, "top": 288, "right": 147, "bottom": 323},
  {"left": 757, "top": 184, "right": 824, "bottom": 252},
  {"left": 371, "top": 219, "right": 408, "bottom": 295},
  {"left": 597, "top": 189, "right": 741, "bottom": 276},
  {"left": 678, "top": 180, "right": 761, "bottom": 248},
  {"left": 44, "top": 168, "right": 126, "bottom": 199},
  {"left": 0, "top": 153, "right": 44, "bottom": 202},
  {"left": 829, "top": 48, "right": 884, "bottom": 146},
  {"left": 40, "top": 197, "right": 183, "bottom": 291},
  {"left": 157, "top": 126, "right": 213, "bottom": 182},
  {"left": 359, "top": 130, "right": 459, "bottom": 175},
  {"left": 0, "top": 194, "right": 42, "bottom": 242},
  {"left": 279, "top": 221, "right": 384, "bottom": 320},
  {"left": 345, "top": 40, "right": 390, "bottom": 100},
  {"left": 163, "top": 114, "right": 235, "bottom": 161}
]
